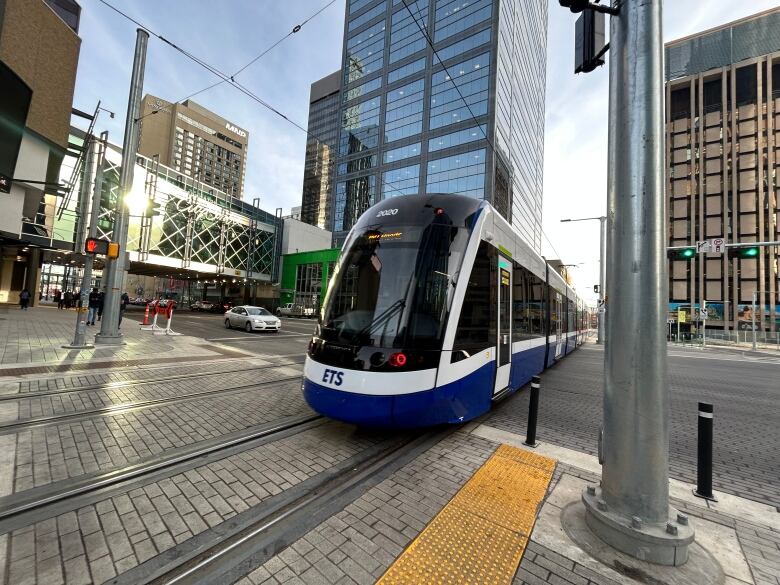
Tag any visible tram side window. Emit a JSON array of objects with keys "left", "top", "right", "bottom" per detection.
[
  {"left": 527, "top": 274, "right": 546, "bottom": 336},
  {"left": 452, "top": 241, "right": 496, "bottom": 362},
  {"left": 512, "top": 263, "right": 532, "bottom": 341}
]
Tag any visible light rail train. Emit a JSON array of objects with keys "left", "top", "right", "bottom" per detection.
[{"left": 303, "top": 194, "right": 591, "bottom": 427}]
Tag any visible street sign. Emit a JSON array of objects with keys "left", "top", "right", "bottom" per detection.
[
  {"left": 696, "top": 240, "right": 711, "bottom": 253},
  {"left": 711, "top": 238, "right": 725, "bottom": 253},
  {"left": 700, "top": 309, "right": 708, "bottom": 319},
  {"left": 678, "top": 309, "right": 687, "bottom": 323}
]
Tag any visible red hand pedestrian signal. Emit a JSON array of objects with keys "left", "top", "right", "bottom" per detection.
[{"left": 84, "top": 238, "right": 118, "bottom": 256}]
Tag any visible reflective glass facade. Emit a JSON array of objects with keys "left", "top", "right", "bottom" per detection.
[{"left": 332, "top": 0, "right": 548, "bottom": 251}]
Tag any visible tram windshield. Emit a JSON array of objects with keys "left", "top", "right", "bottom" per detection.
[{"left": 320, "top": 213, "right": 472, "bottom": 350}]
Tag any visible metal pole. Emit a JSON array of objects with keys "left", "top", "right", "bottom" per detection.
[
  {"left": 752, "top": 291, "right": 757, "bottom": 351},
  {"left": 524, "top": 376, "right": 540, "bottom": 447},
  {"left": 96, "top": 29, "right": 148, "bottom": 345},
  {"left": 63, "top": 133, "right": 104, "bottom": 349},
  {"left": 693, "top": 402, "right": 715, "bottom": 501},
  {"left": 702, "top": 299, "right": 706, "bottom": 348},
  {"left": 598, "top": 216, "right": 606, "bottom": 344},
  {"left": 582, "top": 0, "right": 693, "bottom": 566}
]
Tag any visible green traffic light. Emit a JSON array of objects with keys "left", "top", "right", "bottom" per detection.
[
  {"left": 743, "top": 247, "right": 759, "bottom": 257},
  {"left": 681, "top": 248, "right": 695, "bottom": 258}
]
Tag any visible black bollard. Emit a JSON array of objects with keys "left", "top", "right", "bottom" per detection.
[
  {"left": 694, "top": 402, "right": 716, "bottom": 501},
  {"left": 525, "top": 376, "right": 540, "bottom": 447}
]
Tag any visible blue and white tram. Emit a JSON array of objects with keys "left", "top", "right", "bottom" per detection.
[{"left": 303, "top": 194, "right": 590, "bottom": 428}]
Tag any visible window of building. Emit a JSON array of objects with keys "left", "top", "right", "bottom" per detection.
[
  {"left": 429, "top": 52, "right": 490, "bottom": 130},
  {"left": 338, "top": 154, "right": 378, "bottom": 175},
  {"left": 339, "top": 95, "right": 382, "bottom": 155},
  {"left": 383, "top": 142, "right": 421, "bottom": 163},
  {"left": 345, "top": 20, "right": 386, "bottom": 84},
  {"left": 436, "top": 27, "right": 491, "bottom": 62},
  {"left": 334, "top": 175, "right": 376, "bottom": 232},
  {"left": 735, "top": 64, "right": 757, "bottom": 106},
  {"left": 452, "top": 241, "right": 495, "bottom": 361},
  {"left": 349, "top": 0, "right": 376, "bottom": 15},
  {"left": 434, "top": 0, "right": 493, "bottom": 43},
  {"left": 382, "top": 163, "right": 420, "bottom": 197},
  {"left": 384, "top": 78, "right": 425, "bottom": 143},
  {"left": 388, "top": 57, "right": 427, "bottom": 84},
  {"left": 389, "top": 0, "right": 428, "bottom": 64},
  {"left": 348, "top": 1, "right": 387, "bottom": 33},
  {"left": 426, "top": 148, "right": 486, "bottom": 198},
  {"left": 344, "top": 76, "right": 382, "bottom": 103},
  {"left": 428, "top": 124, "right": 486, "bottom": 152}
]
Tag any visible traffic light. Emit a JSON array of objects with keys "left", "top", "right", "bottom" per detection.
[
  {"left": 143, "top": 200, "right": 162, "bottom": 217},
  {"left": 84, "top": 238, "right": 119, "bottom": 258},
  {"left": 728, "top": 246, "right": 760, "bottom": 259},
  {"left": 668, "top": 247, "right": 695, "bottom": 260},
  {"left": 559, "top": 0, "right": 590, "bottom": 13}
]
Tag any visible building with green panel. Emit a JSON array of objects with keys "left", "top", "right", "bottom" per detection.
[{"left": 279, "top": 248, "right": 341, "bottom": 310}]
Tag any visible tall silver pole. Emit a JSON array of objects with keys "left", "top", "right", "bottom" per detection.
[
  {"left": 582, "top": 0, "right": 693, "bottom": 565},
  {"left": 63, "top": 133, "right": 100, "bottom": 349},
  {"left": 598, "top": 216, "right": 606, "bottom": 344},
  {"left": 752, "top": 291, "right": 757, "bottom": 351},
  {"left": 95, "top": 29, "right": 148, "bottom": 345}
]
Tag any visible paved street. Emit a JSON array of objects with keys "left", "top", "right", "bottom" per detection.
[{"left": 0, "top": 305, "right": 778, "bottom": 585}]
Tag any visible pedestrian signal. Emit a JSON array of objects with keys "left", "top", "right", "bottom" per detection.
[{"left": 84, "top": 238, "right": 119, "bottom": 257}]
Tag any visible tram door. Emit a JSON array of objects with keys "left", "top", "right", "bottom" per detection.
[
  {"left": 494, "top": 257, "right": 512, "bottom": 395},
  {"left": 554, "top": 292, "right": 564, "bottom": 359}
]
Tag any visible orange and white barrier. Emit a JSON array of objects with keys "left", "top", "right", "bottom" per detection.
[{"left": 154, "top": 306, "right": 182, "bottom": 336}]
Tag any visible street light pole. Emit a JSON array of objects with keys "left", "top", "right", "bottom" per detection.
[
  {"left": 581, "top": 0, "right": 693, "bottom": 565},
  {"left": 95, "top": 29, "right": 149, "bottom": 345},
  {"left": 561, "top": 215, "right": 606, "bottom": 343}
]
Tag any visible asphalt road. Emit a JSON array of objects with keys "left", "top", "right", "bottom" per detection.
[
  {"left": 132, "top": 309, "right": 318, "bottom": 357},
  {"left": 487, "top": 343, "right": 780, "bottom": 506}
]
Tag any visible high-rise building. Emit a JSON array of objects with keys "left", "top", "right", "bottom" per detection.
[
  {"left": 301, "top": 71, "right": 341, "bottom": 230},
  {"left": 0, "top": 0, "right": 81, "bottom": 305},
  {"left": 331, "top": 0, "right": 548, "bottom": 249},
  {"left": 665, "top": 7, "right": 780, "bottom": 333},
  {"left": 138, "top": 95, "right": 249, "bottom": 198}
]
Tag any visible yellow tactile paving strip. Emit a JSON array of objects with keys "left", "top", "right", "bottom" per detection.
[{"left": 377, "top": 444, "right": 555, "bottom": 585}]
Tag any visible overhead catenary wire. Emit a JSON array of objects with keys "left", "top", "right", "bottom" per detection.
[{"left": 95, "top": 0, "right": 410, "bottom": 199}]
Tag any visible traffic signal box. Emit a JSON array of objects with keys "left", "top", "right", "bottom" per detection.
[
  {"left": 668, "top": 247, "right": 696, "bottom": 260},
  {"left": 728, "top": 246, "right": 759, "bottom": 259},
  {"left": 84, "top": 238, "right": 119, "bottom": 258}
]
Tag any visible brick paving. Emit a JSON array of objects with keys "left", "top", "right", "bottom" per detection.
[
  {"left": 10, "top": 373, "right": 307, "bottom": 494},
  {"left": 486, "top": 346, "right": 780, "bottom": 506},
  {"left": 7, "top": 364, "right": 300, "bottom": 421},
  {"left": 3, "top": 422, "right": 391, "bottom": 585}
]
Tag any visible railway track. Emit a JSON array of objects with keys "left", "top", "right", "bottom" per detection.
[{"left": 0, "top": 362, "right": 305, "bottom": 433}]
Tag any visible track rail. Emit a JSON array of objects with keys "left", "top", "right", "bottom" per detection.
[
  {"left": 0, "top": 369, "right": 304, "bottom": 434},
  {"left": 0, "top": 358, "right": 306, "bottom": 402},
  {"left": 0, "top": 413, "right": 323, "bottom": 529}
]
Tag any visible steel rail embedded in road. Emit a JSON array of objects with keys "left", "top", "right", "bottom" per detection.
[
  {"left": 0, "top": 369, "right": 304, "bottom": 434},
  {"left": 135, "top": 428, "right": 454, "bottom": 585},
  {"left": 0, "top": 358, "right": 306, "bottom": 402},
  {"left": 0, "top": 413, "right": 323, "bottom": 529}
]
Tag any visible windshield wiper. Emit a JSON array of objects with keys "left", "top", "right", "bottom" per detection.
[{"left": 351, "top": 298, "right": 406, "bottom": 345}]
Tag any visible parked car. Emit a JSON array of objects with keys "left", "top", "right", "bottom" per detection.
[
  {"left": 224, "top": 306, "right": 281, "bottom": 332},
  {"left": 209, "top": 299, "right": 234, "bottom": 314},
  {"left": 276, "top": 303, "right": 315, "bottom": 318},
  {"left": 190, "top": 300, "right": 214, "bottom": 312}
]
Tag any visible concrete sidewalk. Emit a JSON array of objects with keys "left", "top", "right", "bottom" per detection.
[{"left": 0, "top": 304, "right": 250, "bottom": 383}]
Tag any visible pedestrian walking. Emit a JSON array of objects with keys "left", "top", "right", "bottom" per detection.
[
  {"left": 19, "top": 288, "right": 31, "bottom": 310},
  {"left": 64, "top": 290, "right": 73, "bottom": 309},
  {"left": 97, "top": 289, "right": 105, "bottom": 321},
  {"left": 119, "top": 291, "right": 129, "bottom": 329},
  {"left": 87, "top": 287, "right": 100, "bottom": 325},
  {"left": 55, "top": 289, "right": 63, "bottom": 309}
]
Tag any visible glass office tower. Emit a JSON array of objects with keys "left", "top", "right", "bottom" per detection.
[{"left": 331, "top": 0, "right": 548, "bottom": 250}]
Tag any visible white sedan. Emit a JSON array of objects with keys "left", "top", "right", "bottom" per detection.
[{"left": 224, "top": 306, "right": 281, "bottom": 333}]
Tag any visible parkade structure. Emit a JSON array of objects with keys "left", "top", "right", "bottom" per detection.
[{"left": 36, "top": 126, "right": 280, "bottom": 305}]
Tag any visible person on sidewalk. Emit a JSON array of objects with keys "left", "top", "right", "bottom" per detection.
[
  {"left": 55, "top": 289, "right": 63, "bottom": 309},
  {"left": 119, "top": 291, "right": 129, "bottom": 329},
  {"left": 19, "top": 288, "right": 30, "bottom": 310},
  {"left": 87, "top": 287, "right": 100, "bottom": 325},
  {"left": 64, "top": 290, "right": 72, "bottom": 309},
  {"left": 97, "top": 289, "right": 105, "bottom": 322}
]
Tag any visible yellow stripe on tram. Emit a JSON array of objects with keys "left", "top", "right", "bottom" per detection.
[{"left": 377, "top": 444, "right": 555, "bottom": 585}]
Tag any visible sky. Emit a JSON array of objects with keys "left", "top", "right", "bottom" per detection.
[{"left": 73, "top": 0, "right": 779, "bottom": 301}]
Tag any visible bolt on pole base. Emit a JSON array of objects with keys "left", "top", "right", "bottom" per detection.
[{"left": 582, "top": 486, "right": 694, "bottom": 566}]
